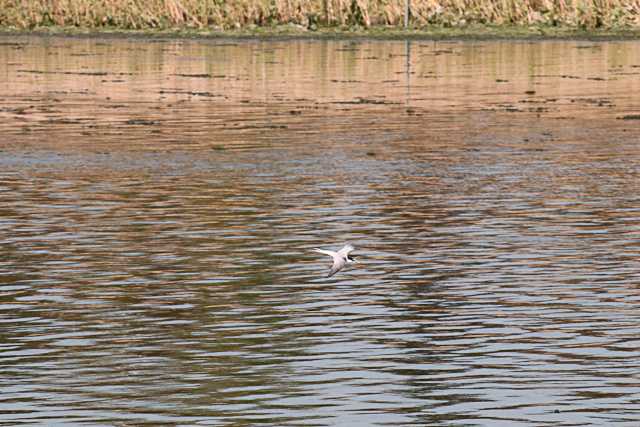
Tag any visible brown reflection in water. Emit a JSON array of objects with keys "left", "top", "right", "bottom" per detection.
[{"left": 1, "top": 37, "right": 639, "bottom": 155}]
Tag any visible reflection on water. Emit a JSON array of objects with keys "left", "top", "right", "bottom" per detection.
[{"left": 1, "top": 36, "right": 640, "bottom": 426}]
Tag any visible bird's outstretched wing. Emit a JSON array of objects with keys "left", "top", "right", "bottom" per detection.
[
  {"left": 337, "top": 244, "right": 354, "bottom": 257},
  {"left": 327, "top": 257, "right": 346, "bottom": 277},
  {"left": 313, "top": 248, "right": 338, "bottom": 257},
  {"left": 313, "top": 248, "right": 345, "bottom": 277}
]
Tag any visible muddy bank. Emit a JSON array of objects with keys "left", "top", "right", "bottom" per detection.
[{"left": 2, "top": 24, "right": 640, "bottom": 41}]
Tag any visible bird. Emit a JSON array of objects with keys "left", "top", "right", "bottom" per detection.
[{"left": 313, "top": 244, "right": 357, "bottom": 277}]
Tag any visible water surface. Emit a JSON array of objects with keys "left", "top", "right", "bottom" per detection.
[{"left": 1, "top": 36, "right": 640, "bottom": 426}]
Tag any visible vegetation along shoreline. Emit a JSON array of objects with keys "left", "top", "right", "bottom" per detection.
[{"left": 1, "top": 0, "right": 640, "bottom": 41}]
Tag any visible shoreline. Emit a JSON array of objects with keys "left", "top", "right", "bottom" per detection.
[{"left": 2, "top": 24, "right": 640, "bottom": 41}]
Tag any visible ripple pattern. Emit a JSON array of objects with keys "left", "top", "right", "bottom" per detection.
[{"left": 1, "top": 36, "right": 640, "bottom": 426}]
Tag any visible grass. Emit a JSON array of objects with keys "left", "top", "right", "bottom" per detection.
[{"left": 0, "top": 1, "right": 639, "bottom": 36}]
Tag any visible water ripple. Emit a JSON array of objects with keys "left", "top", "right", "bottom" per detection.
[{"left": 1, "top": 36, "right": 640, "bottom": 426}]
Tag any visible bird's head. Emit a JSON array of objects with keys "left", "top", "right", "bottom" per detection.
[{"left": 346, "top": 255, "right": 357, "bottom": 263}]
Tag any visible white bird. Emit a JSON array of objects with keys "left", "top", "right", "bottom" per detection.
[{"left": 313, "top": 244, "right": 357, "bottom": 277}]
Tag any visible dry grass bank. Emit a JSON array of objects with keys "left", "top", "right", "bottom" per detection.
[{"left": 1, "top": 0, "right": 639, "bottom": 31}]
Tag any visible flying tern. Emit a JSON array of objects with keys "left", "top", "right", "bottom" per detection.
[{"left": 313, "top": 244, "right": 357, "bottom": 277}]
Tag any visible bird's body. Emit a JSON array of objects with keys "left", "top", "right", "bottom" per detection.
[{"left": 313, "top": 244, "right": 357, "bottom": 277}]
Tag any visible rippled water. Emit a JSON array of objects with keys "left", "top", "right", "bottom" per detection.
[{"left": 1, "top": 35, "right": 640, "bottom": 426}]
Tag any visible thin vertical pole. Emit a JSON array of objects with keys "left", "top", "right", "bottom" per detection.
[
  {"left": 324, "top": 0, "right": 329, "bottom": 26},
  {"left": 404, "top": 0, "right": 410, "bottom": 28}
]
